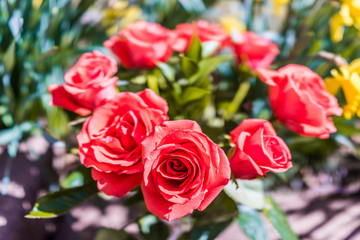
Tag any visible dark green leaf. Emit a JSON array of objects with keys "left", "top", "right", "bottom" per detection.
[
  {"left": 181, "top": 56, "right": 198, "bottom": 78},
  {"left": 94, "top": 228, "right": 137, "bottom": 240},
  {"left": 236, "top": 205, "right": 268, "bottom": 240},
  {"left": 139, "top": 215, "right": 169, "bottom": 240},
  {"left": 263, "top": 195, "right": 298, "bottom": 240},
  {"left": 186, "top": 33, "right": 202, "bottom": 62},
  {"left": 25, "top": 181, "right": 99, "bottom": 219},
  {"left": 123, "top": 189, "right": 144, "bottom": 207},
  {"left": 180, "top": 191, "right": 238, "bottom": 240}
]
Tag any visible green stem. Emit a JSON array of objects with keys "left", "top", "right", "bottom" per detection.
[{"left": 225, "top": 80, "right": 251, "bottom": 120}]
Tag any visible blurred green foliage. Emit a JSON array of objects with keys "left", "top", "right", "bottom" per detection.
[{"left": 0, "top": 0, "right": 110, "bottom": 141}]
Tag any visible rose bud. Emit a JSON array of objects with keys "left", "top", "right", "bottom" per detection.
[
  {"left": 232, "top": 31, "right": 279, "bottom": 70},
  {"left": 172, "top": 20, "right": 230, "bottom": 53},
  {"left": 230, "top": 119, "right": 292, "bottom": 180},
  {"left": 48, "top": 50, "right": 118, "bottom": 116}
]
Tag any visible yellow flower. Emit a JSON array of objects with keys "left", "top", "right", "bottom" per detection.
[
  {"left": 330, "top": 0, "right": 360, "bottom": 42},
  {"left": 274, "top": 0, "right": 290, "bottom": 4},
  {"left": 102, "top": 1, "right": 142, "bottom": 36},
  {"left": 325, "top": 59, "right": 360, "bottom": 119},
  {"left": 272, "top": 0, "right": 290, "bottom": 16},
  {"left": 220, "top": 16, "right": 246, "bottom": 35},
  {"left": 32, "top": 0, "right": 43, "bottom": 8}
]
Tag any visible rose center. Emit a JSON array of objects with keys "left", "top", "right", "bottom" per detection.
[
  {"left": 168, "top": 159, "right": 187, "bottom": 173},
  {"left": 93, "top": 112, "right": 139, "bottom": 151},
  {"left": 264, "top": 135, "right": 285, "bottom": 161},
  {"left": 89, "top": 67, "right": 103, "bottom": 79}
]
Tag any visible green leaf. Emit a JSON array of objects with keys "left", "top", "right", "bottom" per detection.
[
  {"left": 139, "top": 215, "right": 158, "bottom": 234},
  {"left": 3, "top": 40, "right": 15, "bottom": 72},
  {"left": 2, "top": 113, "right": 14, "bottom": 127},
  {"left": 138, "top": 215, "right": 170, "bottom": 240},
  {"left": 181, "top": 56, "right": 198, "bottom": 78},
  {"left": 156, "top": 62, "right": 175, "bottom": 82},
  {"left": 94, "top": 228, "right": 136, "bottom": 240},
  {"left": 332, "top": 116, "right": 360, "bottom": 136},
  {"left": 61, "top": 167, "right": 93, "bottom": 189},
  {"left": 179, "top": 191, "right": 238, "bottom": 240},
  {"left": 61, "top": 171, "right": 84, "bottom": 189},
  {"left": 46, "top": 106, "right": 70, "bottom": 140},
  {"left": 263, "top": 195, "right": 298, "bottom": 240},
  {"left": 177, "top": 0, "right": 206, "bottom": 13},
  {"left": 188, "top": 55, "right": 233, "bottom": 85},
  {"left": 186, "top": 33, "right": 202, "bottom": 62},
  {"left": 202, "top": 41, "right": 220, "bottom": 58},
  {"left": 236, "top": 205, "right": 268, "bottom": 240},
  {"left": 224, "top": 179, "right": 265, "bottom": 210},
  {"left": 25, "top": 181, "right": 99, "bottom": 219},
  {"left": 182, "top": 87, "right": 210, "bottom": 105},
  {"left": 147, "top": 73, "right": 159, "bottom": 94}
]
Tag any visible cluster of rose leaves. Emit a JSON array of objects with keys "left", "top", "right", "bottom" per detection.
[{"left": 48, "top": 21, "right": 343, "bottom": 221}]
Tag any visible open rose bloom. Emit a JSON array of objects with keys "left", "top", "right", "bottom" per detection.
[
  {"left": 141, "top": 120, "right": 230, "bottom": 221},
  {"left": 257, "top": 65, "right": 343, "bottom": 139},
  {"left": 104, "top": 21, "right": 175, "bottom": 68},
  {"left": 77, "top": 89, "right": 169, "bottom": 198}
]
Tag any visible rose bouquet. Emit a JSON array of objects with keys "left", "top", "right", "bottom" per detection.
[{"left": 13, "top": 0, "right": 360, "bottom": 239}]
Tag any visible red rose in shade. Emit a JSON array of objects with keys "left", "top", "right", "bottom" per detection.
[
  {"left": 172, "top": 20, "right": 230, "bottom": 52},
  {"left": 141, "top": 120, "right": 230, "bottom": 221},
  {"left": 48, "top": 50, "right": 118, "bottom": 116},
  {"left": 232, "top": 31, "right": 279, "bottom": 70},
  {"left": 257, "top": 64, "right": 343, "bottom": 139},
  {"left": 230, "top": 119, "right": 292, "bottom": 180},
  {"left": 104, "top": 21, "right": 174, "bottom": 68},
  {"left": 77, "top": 89, "right": 168, "bottom": 198}
]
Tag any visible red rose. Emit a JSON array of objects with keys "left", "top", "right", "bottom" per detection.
[
  {"left": 257, "top": 64, "right": 343, "bottom": 139},
  {"left": 141, "top": 120, "right": 230, "bottom": 221},
  {"left": 172, "top": 20, "right": 230, "bottom": 52},
  {"left": 232, "top": 31, "right": 279, "bottom": 70},
  {"left": 230, "top": 119, "right": 292, "bottom": 180},
  {"left": 48, "top": 50, "right": 118, "bottom": 116},
  {"left": 104, "top": 21, "right": 174, "bottom": 68},
  {"left": 77, "top": 89, "right": 169, "bottom": 198}
]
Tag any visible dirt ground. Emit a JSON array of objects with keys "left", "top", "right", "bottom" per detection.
[{"left": 1, "top": 135, "right": 360, "bottom": 240}]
